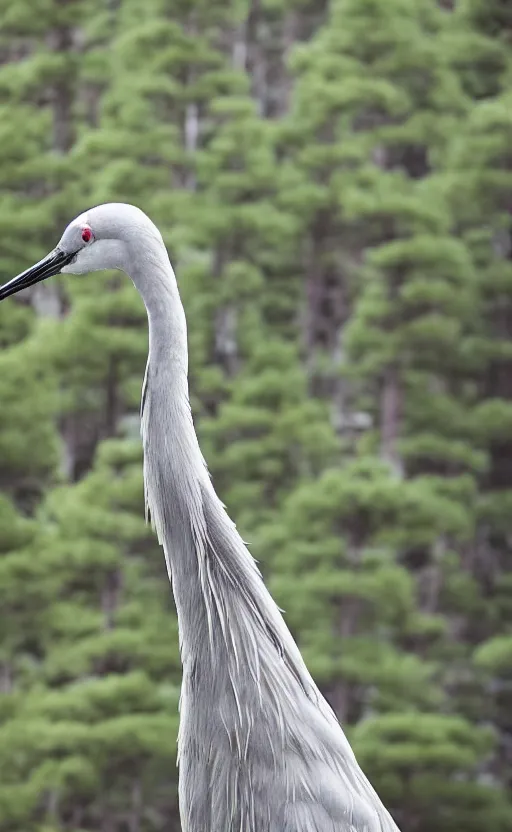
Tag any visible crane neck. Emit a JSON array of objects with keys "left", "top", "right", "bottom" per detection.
[
  {"left": 130, "top": 250, "right": 189, "bottom": 371},
  {"left": 132, "top": 248, "right": 311, "bottom": 696},
  {"left": 132, "top": 252, "right": 218, "bottom": 639}
]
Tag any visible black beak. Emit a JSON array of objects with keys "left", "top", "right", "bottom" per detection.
[{"left": 0, "top": 248, "right": 75, "bottom": 302}]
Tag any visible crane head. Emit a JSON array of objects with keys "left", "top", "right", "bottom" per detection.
[{"left": 0, "top": 203, "right": 159, "bottom": 302}]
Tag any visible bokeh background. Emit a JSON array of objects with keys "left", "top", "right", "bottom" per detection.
[{"left": 0, "top": 0, "right": 511, "bottom": 829}]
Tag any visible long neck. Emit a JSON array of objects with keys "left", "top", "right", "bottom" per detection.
[
  {"left": 134, "top": 255, "right": 314, "bottom": 691},
  {"left": 130, "top": 247, "right": 400, "bottom": 832},
  {"left": 138, "top": 263, "right": 211, "bottom": 636}
]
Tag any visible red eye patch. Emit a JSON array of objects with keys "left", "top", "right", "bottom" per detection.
[{"left": 81, "top": 227, "right": 93, "bottom": 243}]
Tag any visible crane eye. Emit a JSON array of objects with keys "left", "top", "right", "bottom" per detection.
[{"left": 81, "top": 227, "right": 93, "bottom": 243}]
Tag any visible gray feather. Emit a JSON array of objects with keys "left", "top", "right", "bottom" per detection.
[
  {"left": 137, "top": 257, "right": 400, "bottom": 831},
  {"left": 23, "top": 202, "right": 401, "bottom": 832}
]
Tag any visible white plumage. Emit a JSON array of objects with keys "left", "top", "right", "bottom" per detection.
[{"left": 0, "top": 203, "right": 401, "bottom": 832}]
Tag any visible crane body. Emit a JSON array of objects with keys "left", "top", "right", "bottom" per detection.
[{"left": 0, "top": 203, "right": 401, "bottom": 832}]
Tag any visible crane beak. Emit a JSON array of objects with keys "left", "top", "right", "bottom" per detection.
[{"left": 0, "top": 248, "right": 75, "bottom": 301}]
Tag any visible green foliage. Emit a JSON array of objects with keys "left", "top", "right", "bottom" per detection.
[
  {"left": 0, "top": 0, "right": 512, "bottom": 829},
  {"left": 353, "top": 712, "right": 512, "bottom": 832}
]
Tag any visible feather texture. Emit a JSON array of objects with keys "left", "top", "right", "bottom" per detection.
[
  {"left": 55, "top": 201, "right": 401, "bottom": 832},
  {"left": 139, "top": 280, "right": 401, "bottom": 832}
]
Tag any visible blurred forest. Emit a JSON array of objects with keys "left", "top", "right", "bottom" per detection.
[{"left": 0, "top": 0, "right": 511, "bottom": 829}]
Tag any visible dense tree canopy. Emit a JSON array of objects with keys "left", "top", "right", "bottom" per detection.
[{"left": 0, "top": 0, "right": 511, "bottom": 829}]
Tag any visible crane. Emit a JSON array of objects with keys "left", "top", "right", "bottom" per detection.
[{"left": 0, "top": 203, "right": 401, "bottom": 832}]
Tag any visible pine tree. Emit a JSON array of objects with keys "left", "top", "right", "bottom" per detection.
[
  {"left": 269, "top": 0, "right": 512, "bottom": 826},
  {"left": 443, "top": 0, "right": 512, "bottom": 805},
  {"left": 2, "top": 0, "right": 512, "bottom": 828},
  {"left": 0, "top": 441, "right": 182, "bottom": 831}
]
